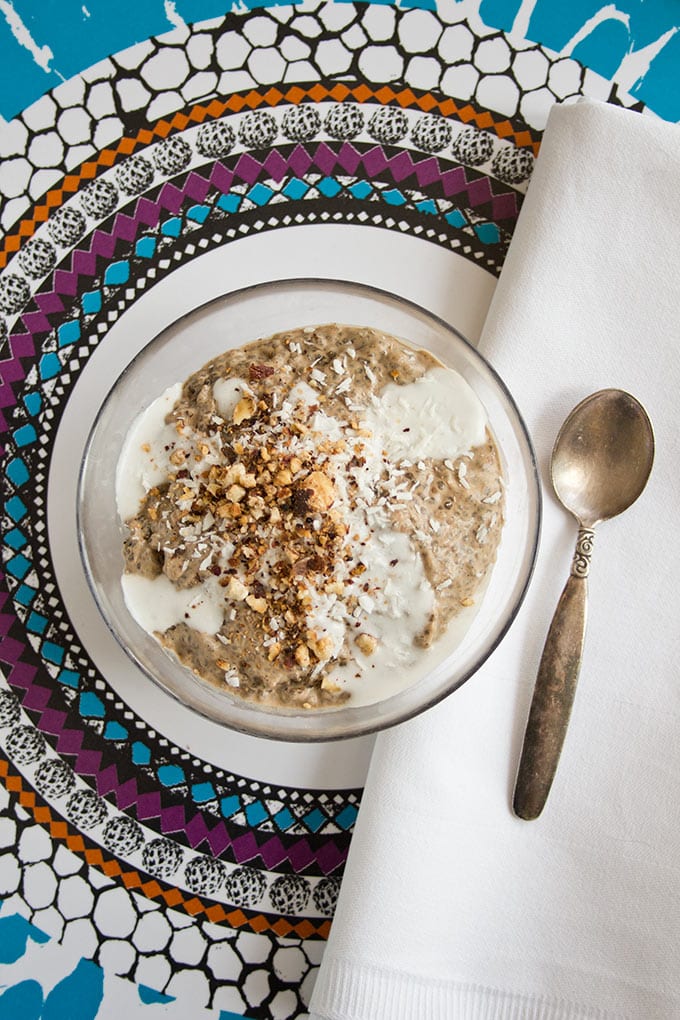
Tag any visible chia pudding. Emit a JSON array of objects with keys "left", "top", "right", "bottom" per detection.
[{"left": 116, "top": 324, "right": 504, "bottom": 709}]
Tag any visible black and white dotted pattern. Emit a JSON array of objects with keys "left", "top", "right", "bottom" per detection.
[
  {"left": 0, "top": 273, "right": 30, "bottom": 312},
  {"left": 238, "top": 110, "right": 278, "bottom": 148},
  {"left": 0, "top": 690, "right": 21, "bottom": 728},
  {"left": 368, "top": 106, "right": 408, "bottom": 144},
  {"left": 0, "top": 784, "right": 322, "bottom": 1018},
  {"left": 0, "top": 91, "right": 527, "bottom": 337},
  {"left": 115, "top": 153, "right": 155, "bottom": 195},
  {"left": 65, "top": 789, "right": 108, "bottom": 830},
  {"left": 269, "top": 875, "right": 311, "bottom": 915},
  {"left": 102, "top": 815, "right": 145, "bottom": 857},
  {"left": 451, "top": 125, "right": 495, "bottom": 166},
  {"left": 323, "top": 103, "right": 364, "bottom": 140},
  {"left": 195, "top": 119, "right": 235, "bottom": 158},
  {"left": 15, "top": 82, "right": 536, "bottom": 316},
  {"left": 152, "top": 135, "right": 192, "bottom": 175},
  {"left": 183, "top": 856, "right": 226, "bottom": 898},
  {"left": 491, "top": 143, "right": 535, "bottom": 183},
  {"left": 224, "top": 866, "right": 267, "bottom": 909},
  {"left": 81, "top": 176, "right": 118, "bottom": 218},
  {"left": 17, "top": 237, "right": 57, "bottom": 278},
  {"left": 311, "top": 876, "right": 340, "bottom": 916},
  {"left": 0, "top": 690, "right": 344, "bottom": 916},
  {"left": 5, "top": 725, "right": 47, "bottom": 765},
  {"left": 47, "top": 205, "right": 87, "bottom": 246},
  {"left": 34, "top": 758, "right": 76, "bottom": 799},
  {"left": 282, "top": 105, "right": 322, "bottom": 142},
  {"left": 141, "top": 837, "right": 184, "bottom": 880},
  {"left": 410, "top": 112, "right": 453, "bottom": 153}
]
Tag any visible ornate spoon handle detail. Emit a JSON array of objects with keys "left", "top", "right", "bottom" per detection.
[
  {"left": 571, "top": 528, "right": 595, "bottom": 578},
  {"left": 513, "top": 532, "right": 593, "bottom": 820}
]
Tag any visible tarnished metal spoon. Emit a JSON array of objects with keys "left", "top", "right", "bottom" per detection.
[{"left": 513, "top": 389, "right": 654, "bottom": 820}]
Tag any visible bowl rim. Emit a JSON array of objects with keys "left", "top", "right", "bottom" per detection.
[{"left": 77, "top": 276, "right": 542, "bottom": 741}]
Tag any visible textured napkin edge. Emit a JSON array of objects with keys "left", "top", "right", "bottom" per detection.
[{"left": 308, "top": 959, "right": 626, "bottom": 1020}]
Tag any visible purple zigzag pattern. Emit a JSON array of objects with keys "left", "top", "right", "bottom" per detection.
[
  {"left": 0, "top": 140, "right": 512, "bottom": 866},
  {"left": 0, "top": 332, "right": 36, "bottom": 430},
  {"left": 0, "top": 591, "right": 39, "bottom": 704},
  {"left": 0, "top": 181, "right": 212, "bottom": 428},
  {"left": 0, "top": 141, "right": 516, "bottom": 433},
  {"left": 0, "top": 583, "right": 346, "bottom": 874}
]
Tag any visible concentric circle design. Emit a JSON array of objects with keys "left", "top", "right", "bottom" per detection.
[
  {"left": 0, "top": 2, "right": 649, "bottom": 1015},
  {"left": 0, "top": 79, "right": 589, "bottom": 935},
  {"left": 0, "top": 86, "right": 536, "bottom": 841}
]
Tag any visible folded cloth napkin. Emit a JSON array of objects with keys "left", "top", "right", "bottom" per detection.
[{"left": 309, "top": 99, "right": 680, "bottom": 1020}]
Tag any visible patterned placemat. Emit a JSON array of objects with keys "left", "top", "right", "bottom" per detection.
[{"left": 0, "top": 1, "right": 670, "bottom": 1017}]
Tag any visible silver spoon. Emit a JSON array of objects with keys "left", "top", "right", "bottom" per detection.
[{"left": 513, "top": 389, "right": 654, "bottom": 820}]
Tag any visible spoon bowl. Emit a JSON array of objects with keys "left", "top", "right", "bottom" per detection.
[
  {"left": 551, "top": 389, "right": 654, "bottom": 528},
  {"left": 513, "top": 388, "right": 654, "bottom": 820}
]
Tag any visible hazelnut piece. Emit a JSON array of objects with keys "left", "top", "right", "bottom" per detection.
[
  {"left": 233, "top": 396, "right": 256, "bottom": 425},
  {"left": 303, "top": 470, "right": 336, "bottom": 512},
  {"left": 224, "top": 577, "right": 248, "bottom": 601},
  {"left": 355, "top": 633, "right": 378, "bottom": 656}
]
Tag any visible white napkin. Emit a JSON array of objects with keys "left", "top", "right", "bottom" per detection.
[{"left": 309, "top": 99, "right": 680, "bottom": 1020}]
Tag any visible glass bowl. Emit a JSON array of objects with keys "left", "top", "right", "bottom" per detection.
[{"left": 77, "top": 278, "right": 540, "bottom": 741}]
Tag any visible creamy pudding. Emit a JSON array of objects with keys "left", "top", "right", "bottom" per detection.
[{"left": 116, "top": 324, "right": 504, "bottom": 709}]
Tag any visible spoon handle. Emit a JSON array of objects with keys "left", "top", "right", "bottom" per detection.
[{"left": 513, "top": 529, "right": 594, "bottom": 820}]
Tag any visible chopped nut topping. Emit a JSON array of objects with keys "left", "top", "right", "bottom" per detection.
[
  {"left": 123, "top": 323, "right": 504, "bottom": 710},
  {"left": 310, "top": 635, "right": 335, "bottom": 660},
  {"left": 227, "top": 484, "right": 246, "bottom": 503},
  {"left": 295, "top": 644, "right": 311, "bottom": 668},
  {"left": 233, "top": 396, "right": 256, "bottom": 425},
  {"left": 274, "top": 468, "right": 293, "bottom": 486},
  {"left": 224, "top": 577, "right": 248, "bottom": 601},
  {"left": 355, "top": 633, "right": 378, "bottom": 655},
  {"left": 304, "top": 470, "right": 336, "bottom": 512},
  {"left": 246, "top": 594, "right": 267, "bottom": 613}
]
